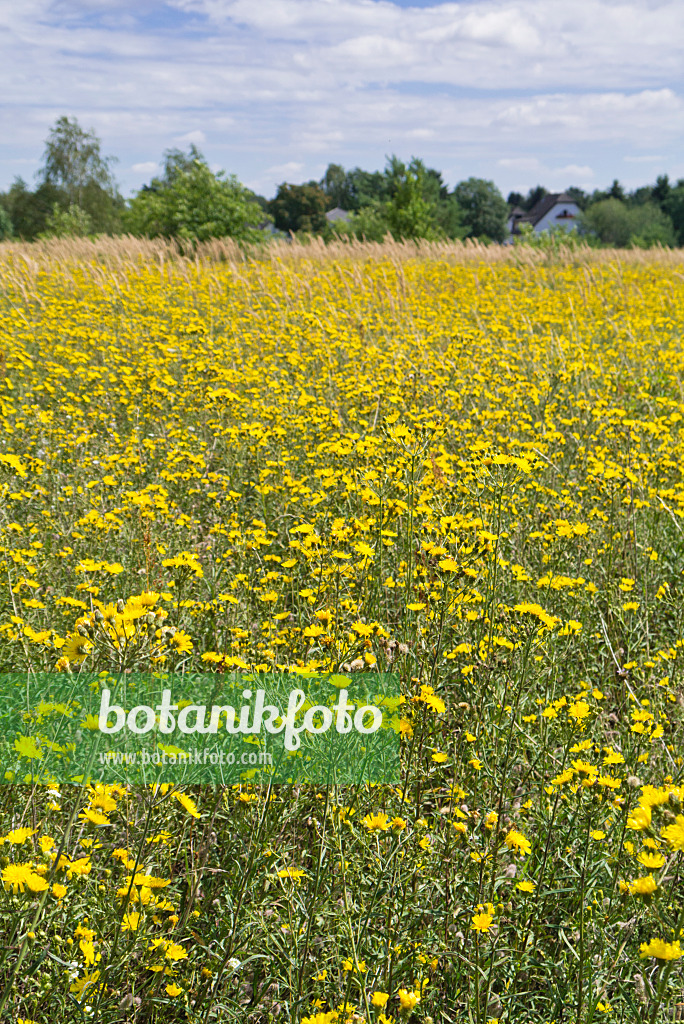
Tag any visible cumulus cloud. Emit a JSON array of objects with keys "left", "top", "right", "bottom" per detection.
[
  {"left": 0, "top": 0, "right": 682, "bottom": 197},
  {"left": 175, "top": 129, "right": 207, "bottom": 145}
]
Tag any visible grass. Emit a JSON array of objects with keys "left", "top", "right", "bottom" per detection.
[{"left": 0, "top": 237, "right": 683, "bottom": 1023}]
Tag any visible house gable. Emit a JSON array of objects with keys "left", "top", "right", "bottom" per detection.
[{"left": 508, "top": 192, "right": 581, "bottom": 236}]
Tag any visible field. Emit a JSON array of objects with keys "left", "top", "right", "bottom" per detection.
[{"left": 0, "top": 236, "right": 683, "bottom": 1024}]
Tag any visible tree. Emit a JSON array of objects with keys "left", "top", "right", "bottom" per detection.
[
  {"left": 507, "top": 191, "right": 525, "bottom": 209},
  {"left": 663, "top": 182, "right": 684, "bottom": 244},
  {"left": 344, "top": 168, "right": 389, "bottom": 211},
  {"left": 0, "top": 177, "right": 64, "bottom": 239},
  {"left": 320, "top": 164, "right": 352, "bottom": 210},
  {"left": 0, "top": 205, "right": 12, "bottom": 240},
  {"left": 125, "top": 149, "right": 264, "bottom": 242},
  {"left": 580, "top": 198, "right": 675, "bottom": 247},
  {"left": 37, "top": 116, "right": 123, "bottom": 233},
  {"left": 564, "top": 186, "right": 589, "bottom": 212},
  {"left": 40, "top": 203, "right": 93, "bottom": 239},
  {"left": 158, "top": 146, "right": 203, "bottom": 187},
  {"left": 652, "top": 174, "right": 671, "bottom": 209},
  {"left": 333, "top": 156, "right": 453, "bottom": 242},
  {"left": 629, "top": 186, "right": 654, "bottom": 207},
  {"left": 381, "top": 157, "right": 443, "bottom": 240},
  {"left": 270, "top": 181, "right": 329, "bottom": 234},
  {"left": 436, "top": 196, "right": 466, "bottom": 240},
  {"left": 607, "top": 179, "right": 626, "bottom": 201},
  {"left": 452, "top": 178, "right": 508, "bottom": 241},
  {"left": 524, "top": 185, "right": 548, "bottom": 211}
]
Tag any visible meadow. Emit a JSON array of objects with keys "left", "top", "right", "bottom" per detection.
[{"left": 0, "top": 235, "right": 683, "bottom": 1024}]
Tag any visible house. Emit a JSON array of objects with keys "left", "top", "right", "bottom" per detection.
[
  {"left": 325, "top": 207, "right": 351, "bottom": 224},
  {"left": 507, "top": 192, "right": 581, "bottom": 238}
]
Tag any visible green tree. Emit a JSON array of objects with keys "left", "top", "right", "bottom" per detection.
[
  {"left": 564, "top": 186, "right": 589, "bottom": 212},
  {"left": 663, "top": 182, "right": 684, "bottom": 244},
  {"left": 270, "top": 181, "right": 329, "bottom": 234},
  {"left": 506, "top": 191, "right": 525, "bottom": 209},
  {"left": 37, "top": 116, "right": 123, "bottom": 233},
  {"left": 436, "top": 196, "right": 466, "bottom": 240},
  {"left": 524, "top": 184, "right": 548, "bottom": 211},
  {"left": 629, "top": 185, "right": 654, "bottom": 206},
  {"left": 452, "top": 177, "right": 508, "bottom": 241},
  {"left": 652, "top": 174, "right": 671, "bottom": 208},
  {"left": 125, "top": 149, "right": 264, "bottom": 242},
  {"left": 0, "top": 178, "right": 65, "bottom": 240},
  {"left": 332, "top": 204, "right": 391, "bottom": 242},
  {"left": 40, "top": 203, "right": 93, "bottom": 239},
  {"left": 381, "top": 156, "right": 443, "bottom": 240},
  {"left": 320, "top": 164, "right": 352, "bottom": 210},
  {"left": 0, "top": 204, "right": 13, "bottom": 240},
  {"left": 608, "top": 179, "right": 626, "bottom": 201},
  {"left": 334, "top": 156, "right": 450, "bottom": 241},
  {"left": 580, "top": 198, "right": 675, "bottom": 247},
  {"left": 344, "top": 168, "right": 389, "bottom": 211}
]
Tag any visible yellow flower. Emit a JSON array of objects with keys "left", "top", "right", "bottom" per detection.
[
  {"left": 164, "top": 942, "right": 188, "bottom": 960},
  {"left": 397, "top": 988, "right": 420, "bottom": 1009},
  {"left": 174, "top": 792, "right": 200, "bottom": 818},
  {"left": 277, "top": 867, "right": 306, "bottom": 881},
  {"left": 2, "top": 864, "right": 33, "bottom": 894},
  {"left": 341, "top": 957, "right": 366, "bottom": 972},
  {"left": 80, "top": 808, "right": 111, "bottom": 826},
  {"left": 640, "top": 938, "right": 682, "bottom": 960},
  {"left": 471, "top": 911, "right": 494, "bottom": 933},
  {"left": 504, "top": 829, "right": 531, "bottom": 857},
  {"left": 637, "top": 851, "right": 665, "bottom": 869},
  {"left": 628, "top": 875, "right": 657, "bottom": 896},
  {"left": 3, "top": 827, "right": 37, "bottom": 845},
  {"left": 372, "top": 992, "right": 390, "bottom": 1007},
  {"left": 62, "top": 633, "right": 93, "bottom": 664},
  {"left": 13, "top": 736, "right": 43, "bottom": 760},
  {"left": 662, "top": 815, "right": 684, "bottom": 851},
  {"left": 568, "top": 700, "right": 591, "bottom": 722},
  {"left": 417, "top": 686, "right": 446, "bottom": 714},
  {"left": 166, "top": 982, "right": 183, "bottom": 996},
  {"left": 627, "top": 806, "right": 652, "bottom": 831},
  {"left": 169, "top": 630, "right": 193, "bottom": 654},
  {"left": 363, "top": 812, "right": 390, "bottom": 832}
]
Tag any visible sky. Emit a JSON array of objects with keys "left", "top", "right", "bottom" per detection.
[{"left": 1, "top": 0, "right": 683, "bottom": 201}]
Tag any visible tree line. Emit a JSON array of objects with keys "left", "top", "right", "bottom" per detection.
[{"left": 1, "top": 116, "right": 683, "bottom": 248}]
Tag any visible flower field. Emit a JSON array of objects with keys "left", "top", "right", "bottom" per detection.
[{"left": 0, "top": 236, "right": 683, "bottom": 1023}]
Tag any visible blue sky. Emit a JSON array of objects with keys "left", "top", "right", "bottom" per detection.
[{"left": 1, "top": 0, "right": 683, "bottom": 200}]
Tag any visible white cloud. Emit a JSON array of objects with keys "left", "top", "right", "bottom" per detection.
[
  {"left": 170, "top": 0, "right": 684, "bottom": 91},
  {"left": 132, "top": 161, "right": 159, "bottom": 173},
  {"left": 265, "top": 161, "right": 305, "bottom": 177},
  {"left": 175, "top": 129, "right": 207, "bottom": 145},
  {"left": 0, "top": 0, "right": 682, "bottom": 198},
  {"left": 553, "top": 164, "right": 594, "bottom": 179},
  {"left": 498, "top": 158, "right": 543, "bottom": 171}
]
